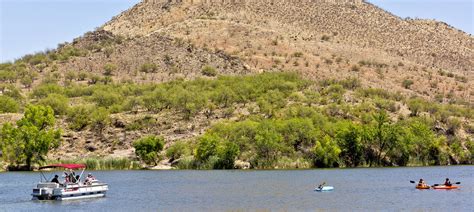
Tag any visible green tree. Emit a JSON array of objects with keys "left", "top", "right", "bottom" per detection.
[
  {"left": 254, "top": 122, "right": 283, "bottom": 168},
  {"left": 336, "top": 123, "right": 364, "bottom": 167},
  {"left": 90, "top": 107, "right": 110, "bottom": 136},
  {"left": 133, "top": 135, "right": 165, "bottom": 165},
  {"left": 195, "top": 134, "right": 220, "bottom": 162},
  {"left": 215, "top": 141, "right": 240, "bottom": 169},
  {"left": 0, "top": 105, "right": 61, "bottom": 170},
  {"left": 312, "top": 135, "right": 341, "bottom": 167},
  {"left": 171, "top": 87, "right": 205, "bottom": 120},
  {"left": 372, "top": 110, "right": 400, "bottom": 166},
  {"left": 280, "top": 118, "right": 316, "bottom": 152}
]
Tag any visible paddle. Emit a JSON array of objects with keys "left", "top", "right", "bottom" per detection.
[{"left": 432, "top": 182, "right": 461, "bottom": 186}]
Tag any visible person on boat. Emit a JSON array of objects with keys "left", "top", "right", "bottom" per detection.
[
  {"left": 51, "top": 175, "right": 60, "bottom": 184},
  {"left": 63, "top": 171, "right": 70, "bottom": 183},
  {"left": 70, "top": 171, "right": 77, "bottom": 183},
  {"left": 417, "top": 178, "right": 427, "bottom": 187},
  {"left": 85, "top": 173, "right": 96, "bottom": 185},
  {"left": 318, "top": 182, "right": 326, "bottom": 189},
  {"left": 444, "top": 178, "right": 452, "bottom": 186}
]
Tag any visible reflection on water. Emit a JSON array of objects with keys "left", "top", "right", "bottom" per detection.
[{"left": 1, "top": 166, "right": 473, "bottom": 211}]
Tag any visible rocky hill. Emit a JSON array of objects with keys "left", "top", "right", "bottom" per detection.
[
  {"left": 0, "top": 0, "right": 472, "bottom": 168},
  {"left": 103, "top": 0, "right": 472, "bottom": 102}
]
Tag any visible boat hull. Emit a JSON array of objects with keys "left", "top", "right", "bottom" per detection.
[
  {"left": 32, "top": 183, "right": 108, "bottom": 201},
  {"left": 314, "top": 186, "right": 334, "bottom": 192}
]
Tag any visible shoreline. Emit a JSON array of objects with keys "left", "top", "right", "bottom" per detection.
[{"left": 2, "top": 164, "right": 472, "bottom": 172}]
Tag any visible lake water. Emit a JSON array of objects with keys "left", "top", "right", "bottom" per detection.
[{"left": 0, "top": 166, "right": 473, "bottom": 211}]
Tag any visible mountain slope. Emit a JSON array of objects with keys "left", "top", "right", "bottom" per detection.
[{"left": 103, "top": 0, "right": 473, "bottom": 103}]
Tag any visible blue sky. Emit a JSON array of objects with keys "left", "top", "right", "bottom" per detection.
[{"left": 1, "top": 0, "right": 472, "bottom": 63}]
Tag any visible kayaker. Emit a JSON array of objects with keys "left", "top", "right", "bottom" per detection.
[
  {"left": 318, "top": 182, "right": 326, "bottom": 189},
  {"left": 417, "top": 178, "right": 427, "bottom": 187},
  {"left": 444, "top": 178, "right": 452, "bottom": 186}
]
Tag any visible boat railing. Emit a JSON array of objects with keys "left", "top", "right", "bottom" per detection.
[{"left": 36, "top": 182, "right": 60, "bottom": 189}]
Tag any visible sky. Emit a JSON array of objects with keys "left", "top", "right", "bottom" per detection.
[{"left": 1, "top": 0, "right": 473, "bottom": 63}]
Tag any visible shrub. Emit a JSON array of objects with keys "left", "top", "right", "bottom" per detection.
[
  {"left": 92, "top": 90, "right": 123, "bottom": 108},
  {"left": 0, "top": 96, "right": 19, "bottom": 113},
  {"left": 38, "top": 94, "right": 69, "bottom": 115},
  {"left": 321, "top": 35, "right": 330, "bottom": 41},
  {"left": 402, "top": 79, "right": 414, "bottom": 89},
  {"left": 31, "top": 83, "right": 63, "bottom": 99},
  {"left": 166, "top": 141, "right": 191, "bottom": 161},
  {"left": 67, "top": 105, "right": 93, "bottom": 131},
  {"left": 202, "top": 66, "right": 217, "bottom": 77},
  {"left": 90, "top": 107, "right": 110, "bottom": 134},
  {"left": 133, "top": 135, "right": 165, "bottom": 165},
  {"left": 350, "top": 65, "right": 360, "bottom": 72},
  {"left": 103, "top": 63, "right": 117, "bottom": 76},
  {"left": 139, "top": 63, "right": 158, "bottom": 73}
]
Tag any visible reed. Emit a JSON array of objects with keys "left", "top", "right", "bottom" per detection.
[{"left": 46, "top": 157, "right": 141, "bottom": 170}]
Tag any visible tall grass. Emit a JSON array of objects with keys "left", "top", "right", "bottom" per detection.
[{"left": 47, "top": 157, "right": 141, "bottom": 170}]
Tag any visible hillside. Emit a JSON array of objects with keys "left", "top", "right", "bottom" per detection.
[{"left": 0, "top": 0, "right": 473, "bottom": 170}]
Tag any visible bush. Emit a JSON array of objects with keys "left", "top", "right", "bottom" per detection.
[
  {"left": 90, "top": 107, "right": 110, "bottom": 134},
  {"left": 133, "top": 135, "right": 165, "bottom": 165},
  {"left": 103, "top": 63, "right": 117, "bottom": 76},
  {"left": 38, "top": 94, "right": 69, "bottom": 115},
  {"left": 31, "top": 83, "right": 63, "bottom": 99},
  {"left": 201, "top": 66, "right": 217, "bottom": 77},
  {"left": 0, "top": 95, "right": 19, "bottom": 113},
  {"left": 166, "top": 141, "right": 191, "bottom": 161},
  {"left": 402, "top": 79, "right": 414, "bottom": 89},
  {"left": 139, "top": 63, "right": 158, "bottom": 73},
  {"left": 92, "top": 90, "right": 123, "bottom": 108},
  {"left": 67, "top": 105, "right": 93, "bottom": 131}
]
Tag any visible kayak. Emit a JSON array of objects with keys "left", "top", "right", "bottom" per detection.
[
  {"left": 314, "top": 186, "right": 334, "bottom": 192},
  {"left": 432, "top": 185, "right": 459, "bottom": 190},
  {"left": 416, "top": 185, "right": 430, "bottom": 189}
]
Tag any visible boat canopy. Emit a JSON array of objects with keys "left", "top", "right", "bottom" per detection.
[{"left": 39, "top": 164, "right": 86, "bottom": 170}]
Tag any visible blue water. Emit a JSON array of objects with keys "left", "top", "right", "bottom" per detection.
[{"left": 0, "top": 166, "right": 473, "bottom": 211}]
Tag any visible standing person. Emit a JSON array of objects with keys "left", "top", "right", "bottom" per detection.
[
  {"left": 63, "top": 171, "right": 70, "bottom": 183},
  {"left": 69, "top": 171, "right": 76, "bottom": 183},
  {"left": 444, "top": 178, "right": 452, "bottom": 186}
]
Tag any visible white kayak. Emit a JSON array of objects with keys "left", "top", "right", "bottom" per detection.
[{"left": 314, "top": 186, "right": 334, "bottom": 192}]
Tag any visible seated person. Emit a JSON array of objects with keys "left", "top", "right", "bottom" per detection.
[
  {"left": 444, "top": 178, "right": 452, "bottom": 186},
  {"left": 84, "top": 173, "right": 96, "bottom": 185},
  {"left": 51, "top": 175, "right": 60, "bottom": 184},
  {"left": 318, "top": 182, "right": 326, "bottom": 189},
  {"left": 418, "top": 178, "right": 427, "bottom": 187}
]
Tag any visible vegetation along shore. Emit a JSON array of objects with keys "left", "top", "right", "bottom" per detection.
[{"left": 1, "top": 72, "right": 472, "bottom": 171}]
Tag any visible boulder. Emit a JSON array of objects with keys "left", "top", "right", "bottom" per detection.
[{"left": 234, "top": 160, "right": 251, "bottom": 169}]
